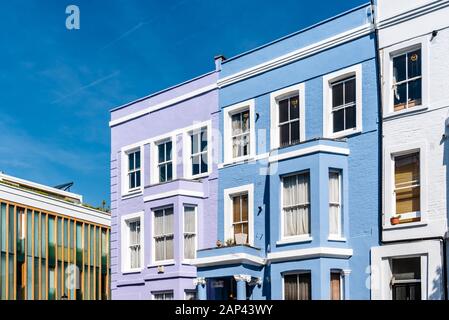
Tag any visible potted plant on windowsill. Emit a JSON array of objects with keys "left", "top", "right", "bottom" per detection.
[
  {"left": 234, "top": 233, "right": 248, "bottom": 245},
  {"left": 390, "top": 215, "right": 401, "bottom": 225}
]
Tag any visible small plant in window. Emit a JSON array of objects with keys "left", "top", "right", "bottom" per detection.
[
  {"left": 216, "top": 240, "right": 223, "bottom": 248},
  {"left": 225, "top": 238, "right": 235, "bottom": 247}
]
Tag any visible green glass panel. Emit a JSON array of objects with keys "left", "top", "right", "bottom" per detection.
[
  {"left": 27, "top": 257, "right": 32, "bottom": 300},
  {"left": 27, "top": 210, "right": 32, "bottom": 256},
  {"left": 48, "top": 217, "right": 55, "bottom": 265},
  {"left": 76, "top": 223, "right": 82, "bottom": 268}
]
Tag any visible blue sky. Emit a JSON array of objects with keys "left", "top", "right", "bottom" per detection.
[{"left": 0, "top": 0, "right": 367, "bottom": 207}]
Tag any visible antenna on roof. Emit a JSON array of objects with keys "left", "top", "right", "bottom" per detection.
[{"left": 53, "top": 182, "right": 74, "bottom": 192}]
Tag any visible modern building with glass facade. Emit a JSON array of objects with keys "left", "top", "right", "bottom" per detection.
[{"left": 0, "top": 172, "right": 111, "bottom": 300}]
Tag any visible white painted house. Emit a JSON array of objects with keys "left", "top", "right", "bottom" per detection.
[{"left": 371, "top": 0, "right": 449, "bottom": 300}]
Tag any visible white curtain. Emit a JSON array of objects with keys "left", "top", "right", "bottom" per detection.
[
  {"left": 283, "top": 174, "right": 309, "bottom": 236},
  {"left": 129, "top": 221, "right": 140, "bottom": 268},
  {"left": 154, "top": 211, "right": 164, "bottom": 261},
  {"left": 165, "top": 209, "right": 174, "bottom": 260},
  {"left": 184, "top": 207, "right": 196, "bottom": 259},
  {"left": 329, "top": 172, "right": 341, "bottom": 236}
]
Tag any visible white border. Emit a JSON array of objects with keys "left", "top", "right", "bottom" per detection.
[
  {"left": 121, "top": 211, "right": 145, "bottom": 274},
  {"left": 270, "top": 83, "right": 306, "bottom": 150},
  {"left": 323, "top": 63, "right": 363, "bottom": 139},
  {"left": 223, "top": 184, "right": 255, "bottom": 246},
  {"left": 384, "top": 141, "right": 428, "bottom": 227},
  {"left": 121, "top": 146, "right": 144, "bottom": 197},
  {"left": 223, "top": 99, "right": 256, "bottom": 165},
  {"left": 381, "top": 35, "right": 429, "bottom": 118}
]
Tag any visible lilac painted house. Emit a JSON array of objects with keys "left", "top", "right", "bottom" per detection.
[{"left": 109, "top": 70, "right": 219, "bottom": 300}]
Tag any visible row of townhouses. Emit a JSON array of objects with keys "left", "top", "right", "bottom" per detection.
[{"left": 109, "top": 0, "right": 449, "bottom": 300}]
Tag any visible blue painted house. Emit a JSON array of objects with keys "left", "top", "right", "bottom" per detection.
[{"left": 192, "top": 3, "right": 380, "bottom": 300}]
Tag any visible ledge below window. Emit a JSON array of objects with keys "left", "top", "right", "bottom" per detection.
[
  {"left": 122, "top": 268, "right": 143, "bottom": 275},
  {"left": 328, "top": 236, "right": 347, "bottom": 242},
  {"left": 147, "top": 260, "right": 176, "bottom": 268},
  {"left": 383, "top": 219, "right": 428, "bottom": 230},
  {"left": 121, "top": 189, "right": 143, "bottom": 200},
  {"left": 276, "top": 236, "right": 313, "bottom": 246},
  {"left": 383, "top": 105, "right": 428, "bottom": 120}
]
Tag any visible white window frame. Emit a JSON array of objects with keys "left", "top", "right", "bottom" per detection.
[
  {"left": 152, "top": 291, "right": 174, "bottom": 300},
  {"left": 183, "top": 205, "right": 198, "bottom": 263},
  {"left": 151, "top": 206, "right": 175, "bottom": 265},
  {"left": 281, "top": 271, "right": 312, "bottom": 300},
  {"left": 330, "top": 269, "right": 344, "bottom": 300},
  {"left": 328, "top": 170, "right": 344, "bottom": 240},
  {"left": 382, "top": 36, "right": 429, "bottom": 118},
  {"left": 270, "top": 83, "right": 306, "bottom": 150},
  {"left": 371, "top": 240, "right": 439, "bottom": 300},
  {"left": 183, "top": 121, "right": 212, "bottom": 179},
  {"left": 279, "top": 172, "right": 312, "bottom": 244},
  {"left": 150, "top": 135, "right": 177, "bottom": 185},
  {"left": 323, "top": 64, "right": 363, "bottom": 139},
  {"left": 223, "top": 184, "right": 254, "bottom": 246},
  {"left": 223, "top": 99, "right": 256, "bottom": 165},
  {"left": 384, "top": 142, "right": 427, "bottom": 228},
  {"left": 121, "top": 146, "right": 144, "bottom": 197},
  {"left": 120, "top": 211, "right": 144, "bottom": 273}
]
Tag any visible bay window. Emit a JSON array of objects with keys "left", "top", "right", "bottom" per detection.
[
  {"left": 153, "top": 291, "right": 174, "bottom": 300},
  {"left": 391, "top": 257, "right": 421, "bottom": 300}
]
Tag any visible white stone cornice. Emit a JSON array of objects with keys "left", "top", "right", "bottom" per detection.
[{"left": 234, "top": 274, "right": 251, "bottom": 283}]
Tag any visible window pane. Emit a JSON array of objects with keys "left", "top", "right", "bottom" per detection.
[
  {"left": 395, "top": 153, "right": 420, "bottom": 215},
  {"left": 135, "top": 171, "right": 141, "bottom": 188},
  {"left": 128, "top": 153, "right": 134, "bottom": 171},
  {"left": 392, "top": 257, "right": 421, "bottom": 281},
  {"left": 333, "top": 109, "right": 344, "bottom": 133},
  {"left": 332, "top": 83, "right": 344, "bottom": 108},
  {"left": 408, "top": 49, "right": 421, "bottom": 79},
  {"left": 330, "top": 272, "right": 341, "bottom": 300},
  {"left": 284, "top": 275, "right": 298, "bottom": 300},
  {"left": 408, "top": 79, "right": 422, "bottom": 107},
  {"left": 394, "top": 83, "right": 407, "bottom": 111},
  {"left": 280, "top": 124, "right": 289, "bottom": 147},
  {"left": 166, "top": 163, "right": 173, "bottom": 181},
  {"left": 241, "top": 195, "right": 248, "bottom": 221},
  {"left": 201, "top": 129, "right": 208, "bottom": 151},
  {"left": 344, "top": 78, "right": 356, "bottom": 104},
  {"left": 135, "top": 151, "right": 140, "bottom": 170},
  {"left": 232, "top": 137, "right": 241, "bottom": 158},
  {"left": 345, "top": 106, "right": 356, "bottom": 130},
  {"left": 232, "top": 196, "right": 241, "bottom": 223},
  {"left": 242, "top": 134, "right": 250, "bottom": 156},
  {"left": 393, "top": 54, "right": 407, "bottom": 83},
  {"left": 192, "top": 155, "right": 200, "bottom": 176},
  {"left": 201, "top": 152, "right": 208, "bottom": 174},
  {"left": 290, "top": 121, "right": 300, "bottom": 145},
  {"left": 159, "top": 165, "right": 166, "bottom": 183},
  {"left": 279, "top": 99, "right": 289, "bottom": 123},
  {"left": 191, "top": 134, "right": 199, "bottom": 155},
  {"left": 231, "top": 113, "right": 241, "bottom": 135},
  {"left": 242, "top": 111, "right": 250, "bottom": 132},
  {"left": 158, "top": 144, "right": 165, "bottom": 163},
  {"left": 290, "top": 96, "right": 299, "bottom": 120},
  {"left": 130, "top": 172, "right": 135, "bottom": 189},
  {"left": 166, "top": 142, "right": 172, "bottom": 161}
]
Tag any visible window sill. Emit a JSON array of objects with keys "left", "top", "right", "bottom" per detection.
[
  {"left": 383, "top": 105, "right": 428, "bottom": 120},
  {"left": 276, "top": 236, "right": 313, "bottom": 246},
  {"left": 148, "top": 260, "right": 176, "bottom": 267},
  {"left": 328, "top": 236, "right": 347, "bottom": 242},
  {"left": 122, "top": 268, "right": 143, "bottom": 275},
  {"left": 189, "top": 172, "right": 211, "bottom": 180},
  {"left": 181, "top": 259, "right": 196, "bottom": 265},
  {"left": 383, "top": 219, "right": 427, "bottom": 230},
  {"left": 328, "top": 128, "right": 361, "bottom": 140}
]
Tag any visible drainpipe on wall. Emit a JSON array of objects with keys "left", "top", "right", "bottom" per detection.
[{"left": 369, "top": 0, "right": 384, "bottom": 247}]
